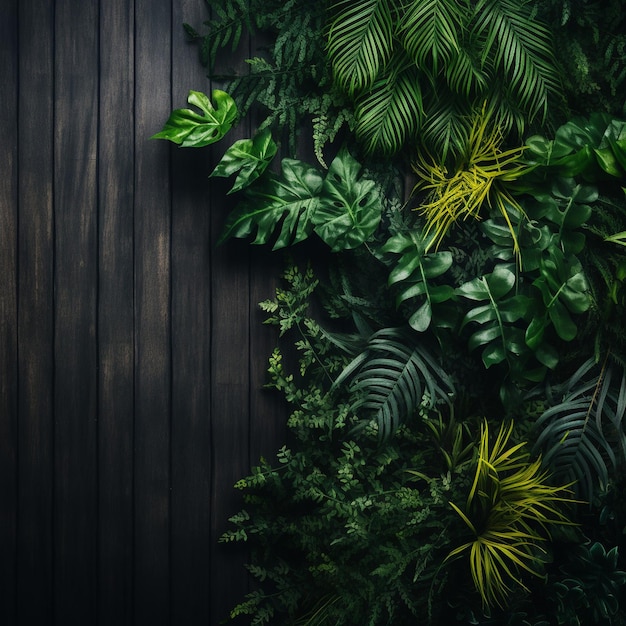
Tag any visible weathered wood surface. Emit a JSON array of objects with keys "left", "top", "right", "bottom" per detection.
[{"left": 0, "top": 2, "right": 286, "bottom": 624}]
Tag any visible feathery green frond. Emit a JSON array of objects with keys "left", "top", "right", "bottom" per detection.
[
  {"left": 472, "top": 0, "right": 560, "bottom": 122},
  {"left": 399, "top": 0, "right": 466, "bottom": 79},
  {"left": 533, "top": 357, "right": 626, "bottom": 500},
  {"left": 333, "top": 327, "right": 455, "bottom": 441},
  {"left": 327, "top": 0, "right": 395, "bottom": 97},
  {"left": 353, "top": 56, "right": 424, "bottom": 156}
]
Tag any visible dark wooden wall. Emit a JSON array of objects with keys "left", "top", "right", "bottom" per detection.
[{"left": 0, "top": 1, "right": 286, "bottom": 624}]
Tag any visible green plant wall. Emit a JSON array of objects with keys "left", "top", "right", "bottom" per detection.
[{"left": 154, "top": 1, "right": 626, "bottom": 623}]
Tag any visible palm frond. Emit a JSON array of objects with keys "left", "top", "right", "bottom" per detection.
[
  {"left": 333, "top": 326, "right": 454, "bottom": 441},
  {"left": 472, "top": 0, "right": 561, "bottom": 122},
  {"left": 419, "top": 93, "right": 470, "bottom": 161},
  {"left": 398, "top": 0, "right": 466, "bottom": 79},
  {"left": 533, "top": 357, "right": 626, "bottom": 500},
  {"left": 327, "top": 0, "right": 395, "bottom": 97},
  {"left": 353, "top": 55, "right": 424, "bottom": 156},
  {"left": 444, "top": 44, "right": 488, "bottom": 98}
]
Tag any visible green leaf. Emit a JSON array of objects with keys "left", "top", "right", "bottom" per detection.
[
  {"left": 327, "top": 0, "right": 395, "bottom": 97},
  {"left": 353, "top": 56, "right": 424, "bottom": 156},
  {"left": 532, "top": 247, "right": 590, "bottom": 341},
  {"left": 457, "top": 267, "right": 532, "bottom": 370},
  {"left": 533, "top": 359, "right": 626, "bottom": 499},
  {"left": 471, "top": 0, "right": 559, "bottom": 121},
  {"left": 382, "top": 231, "right": 454, "bottom": 332},
  {"left": 456, "top": 265, "right": 516, "bottom": 301},
  {"left": 151, "top": 89, "right": 237, "bottom": 147},
  {"left": 333, "top": 327, "right": 454, "bottom": 441},
  {"left": 312, "top": 148, "right": 382, "bottom": 251},
  {"left": 210, "top": 129, "right": 278, "bottom": 194},
  {"left": 219, "top": 159, "right": 323, "bottom": 249},
  {"left": 399, "top": 0, "right": 464, "bottom": 77}
]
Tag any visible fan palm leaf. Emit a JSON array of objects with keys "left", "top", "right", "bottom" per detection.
[
  {"left": 472, "top": 0, "right": 561, "bottom": 122},
  {"left": 533, "top": 357, "right": 626, "bottom": 500},
  {"left": 398, "top": 0, "right": 466, "bottom": 79},
  {"left": 333, "top": 326, "right": 454, "bottom": 441},
  {"left": 327, "top": 0, "right": 395, "bottom": 97},
  {"left": 353, "top": 55, "right": 424, "bottom": 156}
]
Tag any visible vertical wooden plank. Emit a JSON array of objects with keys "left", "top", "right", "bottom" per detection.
[
  {"left": 98, "top": 1, "right": 135, "bottom": 624},
  {"left": 208, "top": 39, "right": 253, "bottom": 623},
  {"left": 16, "top": 1, "right": 55, "bottom": 623},
  {"left": 54, "top": 0, "right": 99, "bottom": 623},
  {"left": 0, "top": 2, "right": 18, "bottom": 622},
  {"left": 170, "top": 1, "right": 212, "bottom": 623},
  {"left": 134, "top": 0, "right": 172, "bottom": 623}
]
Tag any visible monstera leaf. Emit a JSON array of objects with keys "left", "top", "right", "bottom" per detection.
[
  {"left": 457, "top": 265, "right": 532, "bottom": 369},
  {"left": 210, "top": 129, "right": 277, "bottom": 194},
  {"left": 219, "top": 159, "right": 323, "bottom": 249},
  {"left": 312, "top": 148, "right": 383, "bottom": 251},
  {"left": 382, "top": 231, "right": 455, "bottom": 332},
  {"left": 151, "top": 89, "right": 237, "bottom": 147},
  {"left": 532, "top": 246, "right": 590, "bottom": 342}
]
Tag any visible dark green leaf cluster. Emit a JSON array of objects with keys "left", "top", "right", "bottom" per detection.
[
  {"left": 326, "top": 0, "right": 562, "bottom": 157},
  {"left": 185, "top": 0, "right": 349, "bottom": 155},
  {"left": 221, "top": 264, "right": 471, "bottom": 624},
  {"left": 536, "top": 0, "right": 626, "bottom": 118},
  {"left": 532, "top": 357, "right": 626, "bottom": 501},
  {"left": 219, "top": 146, "right": 384, "bottom": 252}
]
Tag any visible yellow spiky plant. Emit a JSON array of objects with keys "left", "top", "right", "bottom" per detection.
[
  {"left": 412, "top": 108, "right": 530, "bottom": 258},
  {"left": 446, "top": 420, "right": 578, "bottom": 608}
]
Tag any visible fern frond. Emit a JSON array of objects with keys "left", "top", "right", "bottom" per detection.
[
  {"left": 327, "top": 0, "right": 395, "bottom": 97},
  {"left": 420, "top": 93, "right": 471, "bottom": 162},
  {"left": 444, "top": 44, "right": 488, "bottom": 98},
  {"left": 333, "top": 327, "right": 454, "bottom": 441}
]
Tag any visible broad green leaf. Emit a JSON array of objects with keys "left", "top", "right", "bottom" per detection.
[
  {"left": 151, "top": 89, "right": 237, "bottom": 147},
  {"left": 219, "top": 159, "right": 323, "bottom": 249},
  {"left": 312, "top": 148, "right": 382, "bottom": 251},
  {"left": 594, "top": 147, "right": 624, "bottom": 178},
  {"left": 382, "top": 231, "right": 454, "bottom": 332},
  {"left": 210, "top": 129, "right": 278, "bottom": 193},
  {"left": 458, "top": 267, "right": 533, "bottom": 371},
  {"left": 532, "top": 247, "right": 590, "bottom": 341},
  {"left": 456, "top": 265, "right": 515, "bottom": 301}
]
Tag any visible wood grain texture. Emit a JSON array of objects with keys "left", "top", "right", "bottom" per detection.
[
  {"left": 208, "top": 25, "right": 253, "bottom": 621},
  {"left": 98, "top": 1, "right": 135, "bottom": 624},
  {"left": 53, "top": 1, "right": 100, "bottom": 622},
  {"left": 1, "top": 3, "right": 290, "bottom": 624},
  {"left": 0, "top": 2, "right": 18, "bottom": 623},
  {"left": 16, "top": 2, "right": 55, "bottom": 623},
  {"left": 170, "top": 1, "right": 213, "bottom": 623},
  {"left": 134, "top": 1, "right": 172, "bottom": 624}
]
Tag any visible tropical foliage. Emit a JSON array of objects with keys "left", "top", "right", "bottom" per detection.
[{"left": 154, "top": 0, "right": 626, "bottom": 623}]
